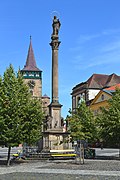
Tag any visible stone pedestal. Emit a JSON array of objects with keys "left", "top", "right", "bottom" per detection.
[{"left": 43, "top": 130, "right": 70, "bottom": 151}]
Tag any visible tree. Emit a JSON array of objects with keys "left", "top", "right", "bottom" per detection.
[
  {"left": 97, "top": 88, "right": 120, "bottom": 148},
  {"left": 22, "top": 98, "right": 44, "bottom": 146},
  {"left": 0, "top": 65, "right": 44, "bottom": 165},
  {"left": 68, "top": 101, "right": 97, "bottom": 144}
]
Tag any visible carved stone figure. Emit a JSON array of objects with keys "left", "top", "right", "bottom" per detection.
[
  {"left": 52, "top": 16, "right": 61, "bottom": 36},
  {"left": 46, "top": 115, "right": 52, "bottom": 129}
]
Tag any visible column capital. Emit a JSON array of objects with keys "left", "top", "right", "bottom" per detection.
[{"left": 50, "top": 40, "right": 61, "bottom": 50}]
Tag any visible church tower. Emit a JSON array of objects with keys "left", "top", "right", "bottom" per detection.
[{"left": 21, "top": 37, "right": 42, "bottom": 98}]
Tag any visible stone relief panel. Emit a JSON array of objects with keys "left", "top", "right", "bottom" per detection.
[{"left": 52, "top": 108, "right": 61, "bottom": 128}]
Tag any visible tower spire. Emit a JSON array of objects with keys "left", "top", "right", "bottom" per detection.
[{"left": 22, "top": 37, "right": 40, "bottom": 71}]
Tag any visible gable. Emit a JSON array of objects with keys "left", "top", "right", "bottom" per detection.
[
  {"left": 95, "top": 91, "right": 111, "bottom": 103},
  {"left": 91, "top": 90, "right": 112, "bottom": 105}
]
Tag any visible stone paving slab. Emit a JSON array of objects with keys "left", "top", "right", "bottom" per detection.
[
  {"left": 0, "top": 159, "right": 120, "bottom": 179},
  {"left": 0, "top": 173, "right": 120, "bottom": 180}
]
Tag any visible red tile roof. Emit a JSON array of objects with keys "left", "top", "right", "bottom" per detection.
[
  {"left": 72, "top": 73, "right": 120, "bottom": 91},
  {"left": 87, "top": 73, "right": 120, "bottom": 89},
  {"left": 105, "top": 73, "right": 120, "bottom": 87},
  {"left": 87, "top": 74, "right": 109, "bottom": 88},
  {"left": 105, "top": 83, "right": 120, "bottom": 90}
]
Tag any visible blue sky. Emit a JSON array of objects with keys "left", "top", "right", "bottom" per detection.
[{"left": 0, "top": 0, "right": 120, "bottom": 118}]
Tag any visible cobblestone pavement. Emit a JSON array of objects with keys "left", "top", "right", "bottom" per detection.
[{"left": 0, "top": 159, "right": 120, "bottom": 180}]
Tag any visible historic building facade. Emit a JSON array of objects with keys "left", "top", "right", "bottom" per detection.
[
  {"left": 71, "top": 73, "right": 120, "bottom": 112},
  {"left": 90, "top": 84, "right": 120, "bottom": 115}
]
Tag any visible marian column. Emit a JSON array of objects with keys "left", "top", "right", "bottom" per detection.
[
  {"left": 50, "top": 16, "right": 61, "bottom": 104},
  {"left": 43, "top": 16, "right": 69, "bottom": 151},
  {"left": 49, "top": 16, "right": 62, "bottom": 130}
]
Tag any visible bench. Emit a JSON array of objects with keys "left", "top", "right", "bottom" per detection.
[{"left": 50, "top": 149, "right": 77, "bottom": 160}]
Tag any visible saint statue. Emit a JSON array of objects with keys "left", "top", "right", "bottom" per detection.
[{"left": 52, "top": 16, "right": 61, "bottom": 36}]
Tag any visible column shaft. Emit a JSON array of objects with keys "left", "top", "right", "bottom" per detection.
[{"left": 52, "top": 49, "right": 58, "bottom": 103}]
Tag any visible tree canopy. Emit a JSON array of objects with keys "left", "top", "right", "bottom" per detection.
[
  {"left": 68, "top": 101, "right": 97, "bottom": 143},
  {"left": 97, "top": 88, "right": 120, "bottom": 148},
  {"left": 0, "top": 65, "right": 44, "bottom": 165},
  {"left": 22, "top": 98, "right": 44, "bottom": 145}
]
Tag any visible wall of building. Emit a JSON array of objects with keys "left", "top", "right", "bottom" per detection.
[
  {"left": 90, "top": 100, "right": 109, "bottom": 115},
  {"left": 24, "top": 78, "right": 42, "bottom": 98},
  {"left": 88, "top": 89, "right": 100, "bottom": 100}
]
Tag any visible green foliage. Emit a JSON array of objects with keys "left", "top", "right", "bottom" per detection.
[
  {"left": 0, "top": 64, "right": 44, "bottom": 147},
  {"left": 22, "top": 98, "right": 44, "bottom": 145},
  {"left": 68, "top": 101, "right": 97, "bottom": 142},
  {"left": 97, "top": 88, "right": 120, "bottom": 147}
]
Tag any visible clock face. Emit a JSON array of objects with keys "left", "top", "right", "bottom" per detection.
[{"left": 28, "top": 80, "right": 35, "bottom": 88}]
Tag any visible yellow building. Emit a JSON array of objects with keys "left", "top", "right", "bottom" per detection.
[
  {"left": 90, "top": 84, "right": 120, "bottom": 115},
  {"left": 71, "top": 73, "right": 120, "bottom": 112},
  {"left": 89, "top": 90, "right": 112, "bottom": 115}
]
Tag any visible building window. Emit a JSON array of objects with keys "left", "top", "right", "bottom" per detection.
[
  {"left": 101, "top": 94, "right": 104, "bottom": 100},
  {"left": 77, "top": 96, "right": 80, "bottom": 106},
  {"left": 72, "top": 97, "right": 76, "bottom": 109}
]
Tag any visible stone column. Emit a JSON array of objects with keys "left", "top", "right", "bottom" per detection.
[
  {"left": 49, "top": 16, "right": 62, "bottom": 130},
  {"left": 50, "top": 16, "right": 61, "bottom": 104},
  {"left": 42, "top": 16, "right": 69, "bottom": 151},
  {"left": 50, "top": 40, "right": 60, "bottom": 103}
]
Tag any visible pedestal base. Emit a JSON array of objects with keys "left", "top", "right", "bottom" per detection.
[{"left": 43, "top": 130, "right": 71, "bottom": 151}]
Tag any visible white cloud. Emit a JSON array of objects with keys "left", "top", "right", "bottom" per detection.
[
  {"left": 77, "top": 33, "right": 100, "bottom": 44},
  {"left": 102, "top": 29, "right": 120, "bottom": 35},
  {"left": 70, "top": 28, "right": 120, "bottom": 51},
  {"left": 100, "top": 40, "right": 120, "bottom": 53},
  {"left": 70, "top": 28, "right": 120, "bottom": 70},
  {"left": 75, "top": 50, "right": 120, "bottom": 70}
]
